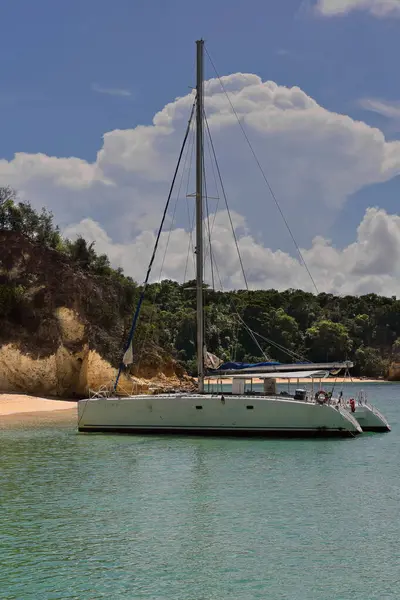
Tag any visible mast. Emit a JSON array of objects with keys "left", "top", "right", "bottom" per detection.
[{"left": 196, "top": 39, "right": 205, "bottom": 393}]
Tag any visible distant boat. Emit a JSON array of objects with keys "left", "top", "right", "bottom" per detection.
[{"left": 78, "top": 40, "right": 367, "bottom": 438}]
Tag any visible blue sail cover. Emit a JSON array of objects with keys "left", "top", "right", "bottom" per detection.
[{"left": 215, "top": 361, "right": 281, "bottom": 371}]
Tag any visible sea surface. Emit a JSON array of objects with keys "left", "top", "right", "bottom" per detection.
[{"left": 1, "top": 382, "right": 399, "bottom": 600}]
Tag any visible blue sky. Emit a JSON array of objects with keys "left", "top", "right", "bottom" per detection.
[
  {"left": 2, "top": 0, "right": 398, "bottom": 159},
  {"left": 1, "top": 0, "right": 400, "bottom": 294}
]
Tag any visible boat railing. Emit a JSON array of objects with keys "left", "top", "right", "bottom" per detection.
[
  {"left": 89, "top": 385, "right": 113, "bottom": 398},
  {"left": 357, "top": 390, "right": 368, "bottom": 405},
  {"left": 367, "top": 403, "right": 387, "bottom": 422},
  {"left": 89, "top": 381, "right": 141, "bottom": 399}
]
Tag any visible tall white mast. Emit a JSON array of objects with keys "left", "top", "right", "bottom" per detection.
[{"left": 196, "top": 39, "right": 204, "bottom": 393}]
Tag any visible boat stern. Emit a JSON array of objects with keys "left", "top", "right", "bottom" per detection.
[
  {"left": 354, "top": 404, "right": 391, "bottom": 432},
  {"left": 336, "top": 406, "right": 363, "bottom": 435}
]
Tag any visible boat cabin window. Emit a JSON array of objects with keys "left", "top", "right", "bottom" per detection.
[
  {"left": 246, "top": 405, "right": 254, "bottom": 410},
  {"left": 195, "top": 405, "right": 203, "bottom": 410}
]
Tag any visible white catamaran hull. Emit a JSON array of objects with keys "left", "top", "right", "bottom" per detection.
[
  {"left": 78, "top": 394, "right": 362, "bottom": 437},
  {"left": 350, "top": 404, "right": 391, "bottom": 432}
]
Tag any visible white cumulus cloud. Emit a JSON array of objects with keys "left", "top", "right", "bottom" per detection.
[
  {"left": 1, "top": 73, "right": 400, "bottom": 294},
  {"left": 316, "top": 0, "right": 400, "bottom": 17},
  {"left": 64, "top": 207, "right": 400, "bottom": 296}
]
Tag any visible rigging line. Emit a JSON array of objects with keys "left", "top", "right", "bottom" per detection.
[
  {"left": 209, "top": 237, "right": 299, "bottom": 362},
  {"left": 183, "top": 119, "right": 197, "bottom": 283},
  {"left": 235, "top": 313, "right": 270, "bottom": 361},
  {"left": 113, "top": 100, "right": 196, "bottom": 392},
  {"left": 211, "top": 249, "right": 270, "bottom": 360},
  {"left": 232, "top": 312, "right": 271, "bottom": 361},
  {"left": 232, "top": 311, "right": 307, "bottom": 363},
  {"left": 183, "top": 204, "right": 196, "bottom": 283},
  {"left": 183, "top": 220, "right": 193, "bottom": 283},
  {"left": 204, "top": 114, "right": 221, "bottom": 236},
  {"left": 203, "top": 134, "right": 215, "bottom": 290},
  {"left": 209, "top": 241, "right": 305, "bottom": 363},
  {"left": 204, "top": 45, "right": 319, "bottom": 295},
  {"left": 232, "top": 319, "right": 239, "bottom": 362},
  {"left": 203, "top": 107, "right": 249, "bottom": 290},
  {"left": 202, "top": 116, "right": 223, "bottom": 271},
  {"left": 206, "top": 233, "right": 270, "bottom": 360},
  {"left": 250, "top": 330, "right": 311, "bottom": 363},
  {"left": 136, "top": 111, "right": 196, "bottom": 369},
  {"left": 159, "top": 113, "right": 195, "bottom": 278}
]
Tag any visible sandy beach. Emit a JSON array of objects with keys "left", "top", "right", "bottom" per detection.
[{"left": 0, "top": 393, "right": 77, "bottom": 427}]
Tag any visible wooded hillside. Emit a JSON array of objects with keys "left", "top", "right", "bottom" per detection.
[{"left": 1, "top": 186, "right": 399, "bottom": 380}]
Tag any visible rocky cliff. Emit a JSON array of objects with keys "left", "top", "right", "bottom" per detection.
[
  {"left": 0, "top": 231, "right": 191, "bottom": 397},
  {"left": 388, "top": 363, "right": 400, "bottom": 381}
]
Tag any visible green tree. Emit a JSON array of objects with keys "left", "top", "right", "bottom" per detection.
[
  {"left": 66, "top": 237, "right": 94, "bottom": 268},
  {"left": 0, "top": 187, "right": 61, "bottom": 249},
  {"left": 391, "top": 338, "right": 400, "bottom": 358},
  {"left": 264, "top": 308, "right": 302, "bottom": 362},
  {"left": 0, "top": 284, "right": 25, "bottom": 317},
  {"left": 306, "top": 319, "right": 352, "bottom": 362},
  {"left": 355, "top": 346, "right": 388, "bottom": 378}
]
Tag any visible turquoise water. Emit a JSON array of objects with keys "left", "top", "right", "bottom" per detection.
[{"left": 1, "top": 383, "right": 399, "bottom": 599}]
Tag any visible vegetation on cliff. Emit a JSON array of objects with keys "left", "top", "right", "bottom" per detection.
[{"left": 1, "top": 187, "right": 399, "bottom": 380}]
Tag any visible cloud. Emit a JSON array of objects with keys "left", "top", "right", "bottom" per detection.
[
  {"left": 1, "top": 72, "right": 400, "bottom": 294},
  {"left": 64, "top": 207, "right": 400, "bottom": 296},
  {"left": 91, "top": 83, "right": 132, "bottom": 97},
  {"left": 359, "top": 98, "right": 400, "bottom": 120},
  {"left": 316, "top": 0, "right": 400, "bottom": 17}
]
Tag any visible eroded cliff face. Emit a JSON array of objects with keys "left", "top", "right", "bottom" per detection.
[
  {"left": 0, "top": 232, "right": 191, "bottom": 397},
  {"left": 0, "top": 340, "right": 166, "bottom": 397},
  {"left": 0, "top": 304, "right": 131, "bottom": 397},
  {"left": 388, "top": 363, "right": 400, "bottom": 382}
]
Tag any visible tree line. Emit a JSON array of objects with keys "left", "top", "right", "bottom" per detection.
[{"left": 1, "top": 187, "right": 399, "bottom": 377}]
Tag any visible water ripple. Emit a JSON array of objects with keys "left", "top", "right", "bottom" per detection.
[{"left": 1, "top": 384, "right": 399, "bottom": 599}]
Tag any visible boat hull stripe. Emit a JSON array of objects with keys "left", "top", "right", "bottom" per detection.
[
  {"left": 358, "top": 426, "right": 390, "bottom": 432},
  {"left": 78, "top": 425, "right": 358, "bottom": 437}
]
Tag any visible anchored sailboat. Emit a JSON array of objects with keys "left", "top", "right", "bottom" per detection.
[{"left": 78, "top": 40, "right": 365, "bottom": 437}]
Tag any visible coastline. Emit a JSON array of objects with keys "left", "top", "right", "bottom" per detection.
[
  {"left": 0, "top": 378, "right": 390, "bottom": 428},
  {"left": 0, "top": 394, "right": 77, "bottom": 427}
]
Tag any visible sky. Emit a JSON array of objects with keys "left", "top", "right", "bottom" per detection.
[{"left": 1, "top": 0, "right": 400, "bottom": 295}]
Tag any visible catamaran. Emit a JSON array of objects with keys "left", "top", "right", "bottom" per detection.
[
  {"left": 77, "top": 40, "right": 389, "bottom": 437},
  {"left": 207, "top": 361, "right": 390, "bottom": 433}
]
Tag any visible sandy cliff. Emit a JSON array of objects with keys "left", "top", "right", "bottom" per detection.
[
  {"left": 0, "top": 340, "right": 190, "bottom": 397},
  {"left": 0, "top": 232, "right": 191, "bottom": 397},
  {"left": 388, "top": 362, "right": 400, "bottom": 382}
]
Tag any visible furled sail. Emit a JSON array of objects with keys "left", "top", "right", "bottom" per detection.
[
  {"left": 205, "top": 348, "right": 223, "bottom": 370},
  {"left": 215, "top": 361, "right": 281, "bottom": 371},
  {"left": 123, "top": 342, "right": 133, "bottom": 366}
]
